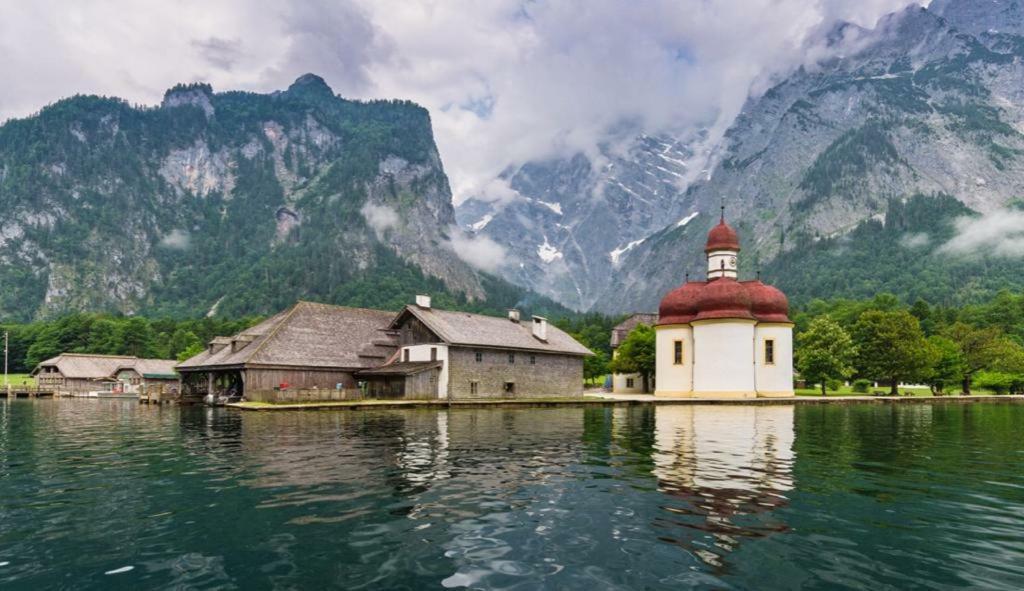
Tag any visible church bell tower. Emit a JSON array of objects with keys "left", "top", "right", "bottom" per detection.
[{"left": 706, "top": 206, "right": 740, "bottom": 281}]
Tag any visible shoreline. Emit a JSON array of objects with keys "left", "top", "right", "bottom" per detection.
[{"left": 227, "top": 394, "right": 1024, "bottom": 411}]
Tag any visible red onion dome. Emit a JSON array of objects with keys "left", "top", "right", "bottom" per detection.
[
  {"left": 705, "top": 220, "right": 741, "bottom": 253},
  {"left": 745, "top": 281, "right": 791, "bottom": 323},
  {"left": 658, "top": 281, "right": 706, "bottom": 325},
  {"left": 693, "top": 278, "right": 754, "bottom": 321}
]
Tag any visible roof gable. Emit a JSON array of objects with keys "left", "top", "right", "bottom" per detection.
[
  {"left": 397, "top": 306, "right": 592, "bottom": 356},
  {"left": 177, "top": 301, "right": 398, "bottom": 370}
]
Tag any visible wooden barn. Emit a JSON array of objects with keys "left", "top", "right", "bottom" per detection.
[{"left": 176, "top": 301, "right": 398, "bottom": 403}]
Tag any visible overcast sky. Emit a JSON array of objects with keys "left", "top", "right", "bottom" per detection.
[{"left": 0, "top": 0, "right": 925, "bottom": 202}]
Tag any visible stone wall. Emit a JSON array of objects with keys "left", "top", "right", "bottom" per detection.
[{"left": 447, "top": 347, "right": 583, "bottom": 399}]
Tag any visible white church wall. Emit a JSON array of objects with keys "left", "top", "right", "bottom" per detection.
[
  {"left": 692, "top": 320, "right": 756, "bottom": 397},
  {"left": 754, "top": 324, "right": 794, "bottom": 397},
  {"left": 654, "top": 325, "right": 693, "bottom": 397}
]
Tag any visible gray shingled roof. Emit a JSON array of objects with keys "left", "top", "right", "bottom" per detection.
[
  {"left": 111, "top": 359, "right": 180, "bottom": 378},
  {"left": 32, "top": 353, "right": 138, "bottom": 379},
  {"left": 394, "top": 306, "right": 592, "bottom": 356},
  {"left": 176, "top": 301, "right": 398, "bottom": 371},
  {"left": 32, "top": 354, "right": 181, "bottom": 379},
  {"left": 610, "top": 313, "right": 658, "bottom": 348}
]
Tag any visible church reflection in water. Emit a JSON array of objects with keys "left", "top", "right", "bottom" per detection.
[{"left": 651, "top": 405, "right": 795, "bottom": 568}]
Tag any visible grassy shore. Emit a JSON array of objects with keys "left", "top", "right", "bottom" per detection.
[{"left": 2, "top": 374, "right": 34, "bottom": 386}]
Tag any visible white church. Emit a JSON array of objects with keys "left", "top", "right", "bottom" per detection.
[{"left": 654, "top": 212, "right": 794, "bottom": 398}]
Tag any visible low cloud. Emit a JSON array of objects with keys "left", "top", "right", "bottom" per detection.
[
  {"left": 448, "top": 228, "right": 508, "bottom": 273},
  {"left": 0, "top": 1, "right": 924, "bottom": 206},
  {"left": 158, "top": 229, "right": 190, "bottom": 250},
  {"left": 939, "top": 209, "right": 1024, "bottom": 258},
  {"left": 360, "top": 202, "right": 399, "bottom": 237},
  {"left": 901, "top": 232, "right": 930, "bottom": 248}
]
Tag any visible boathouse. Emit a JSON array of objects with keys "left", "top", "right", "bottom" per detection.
[
  {"left": 359, "top": 296, "right": 592, "bottom": 399},
  {"left": 175, "top": 301, "right": 398, "bottom": 403},
  {"left": 108, "top": 359, "right": 180, "bottom": 395},
  {"left": 32, "top": 353, "right": 177, "bottom": 395}
]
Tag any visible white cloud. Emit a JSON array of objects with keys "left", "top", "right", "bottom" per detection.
[
  {"left": 360, "top": 202, "right": 399, "bottom": 237},
  {"left": 448, "top": 229, "right": 508, "bottom": 272},
  {"left": 158, "top": 229, "right": 191, "bottom": 250},
  {"left": 0, "top": 0, "right": 925, "bottom": 204},
  {"left": 939, "top": 209, "right": 1024, "bottom": 258}
]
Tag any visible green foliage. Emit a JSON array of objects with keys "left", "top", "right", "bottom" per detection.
[
  {"left": 925, "top": 335, "right": 967, "bottom": 395},
  {"left": 852, "top": 310, "right": 934, "bottom": 395},
  {"left": 796, "top": 315, "right": 857, "bottom": 396},
  {"left": 608, "top": 324, "right": 656, "bottom": 393},
  {"left": 851, "top": 379, "right": 872, "bottom": 394},
  {"left": 767, "top": 194, "right": 1024, "bottom": 307},
  {"left": 4, "top": 313, "right": 259, "bottom": 372}
]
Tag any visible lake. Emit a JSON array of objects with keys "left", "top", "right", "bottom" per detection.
[{"left": 1, "top": 400, "right": 1023, "bottom": 590}]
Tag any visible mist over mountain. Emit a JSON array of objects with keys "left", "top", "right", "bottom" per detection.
[{"left": 460, "top": 0, "right": 1024, "bottom": 313}]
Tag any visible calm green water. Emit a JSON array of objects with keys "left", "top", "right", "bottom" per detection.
[{"left": 1, "top": 401, "right": 1023, "bottom": 590}]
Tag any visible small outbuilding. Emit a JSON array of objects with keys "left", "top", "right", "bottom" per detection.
[
  {"left": 108, "top": 359, "right": 180, "bottom": 395},
  {"left": 609, "top": 313, "right": 658, "bottom": 393}
]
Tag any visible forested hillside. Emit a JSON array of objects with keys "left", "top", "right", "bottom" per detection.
[{"left": 0, "top": 74, "right": 562, "bottom": 322}]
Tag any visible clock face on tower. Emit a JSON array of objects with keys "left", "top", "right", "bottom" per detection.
[{"left": 729, "top": 256, "right": 736, "bottom": 268}]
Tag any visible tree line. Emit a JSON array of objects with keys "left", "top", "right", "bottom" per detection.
[
  {"left": 1, "top": 313, "right": 261, "bottom": 372},
  {"left": 602, "top": 290, "right": 1024, "bottom": 395}
]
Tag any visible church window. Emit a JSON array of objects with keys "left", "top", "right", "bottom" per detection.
[
  {"left": 475, "top": 351, "right": 483, "bottom": 363},
  {"left": 673, "top": 341, "right": 684, "bottom": 365},
  {"left": 765, "top": 339, "right": 775, "bottom": 365}
]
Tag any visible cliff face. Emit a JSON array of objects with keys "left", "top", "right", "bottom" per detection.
[
  {"left": 0, "top": 74, "right": 489, "bottom": 321},
  {"left": 460, "top": 0, "right": 1024, "bottom": 313},
  {"left": 596, "top": 0, "right": 1024, "bottom": 312}
]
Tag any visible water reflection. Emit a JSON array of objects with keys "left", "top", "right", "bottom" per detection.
[
  {"left": 652, "top": 405, "right": 794, "bottom": 568},
  {"left": 4, "top": 400, "right": 1024, "bottom": 590}
]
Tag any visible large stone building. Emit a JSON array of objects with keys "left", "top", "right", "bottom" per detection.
[
  {"left": 655, "top": 212, "right": 794, "bottom": 398},
  {"left": 609, "top": 313, "right": 658, "bottom": 393},
  {"left": 369, "top": 296, "right": 593, "bottom": 399}
]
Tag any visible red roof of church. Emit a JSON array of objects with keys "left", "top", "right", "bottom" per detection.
[{"left": 705, "top": 219, "right": 741, "bottom": 253}]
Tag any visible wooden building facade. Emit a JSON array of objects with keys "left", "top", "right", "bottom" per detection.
[{"left": 175, "top": 301, "right": 398, "bottom": 403}]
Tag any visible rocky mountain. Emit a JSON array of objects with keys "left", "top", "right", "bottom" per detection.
[
  {"left": 0, "top": 74, "right": 564, "bottom": 322},
  {"left": 456, "top": 130, "right": 715, "bottom": 311},
  {"left": 464, "top": 0, "right": 1024, "bottom": 313}
]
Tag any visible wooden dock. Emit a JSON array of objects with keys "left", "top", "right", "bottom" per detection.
[{"left": 2, "top": 385, "right": 55, "bottom": 398}]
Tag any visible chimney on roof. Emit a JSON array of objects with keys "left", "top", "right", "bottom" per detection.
[
  {"left": 532, "top": 316, "right": 548, "bottom": 341},
  {"left": 415, "top": 294, "right": 431, "bottom": 309},
  {"left": 508, "top": 309, "right": 521, "bottom": 323}
]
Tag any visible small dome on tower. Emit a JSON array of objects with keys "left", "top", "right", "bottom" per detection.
[
  {"left": 745, "top": 281, "right": 791, "bottom": 323},
  {"left": 693, "top": 278, "right": 754, "bottom": 321},
  {"left": 658, "top": 281, "right": 706, "bottom": 325},
  {"left": 705, "top": 219, "right": 741, "bottom": 253}
]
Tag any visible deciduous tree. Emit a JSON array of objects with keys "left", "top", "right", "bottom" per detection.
[
  {"left": 609, "top": 324, "right": 656, "bottom": 393},
  {"left": 796, "top": 315, "right": 856, "bottom": 396},
  {"left": 852, "top": 310, "right": 932, "bottom": 395}
]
